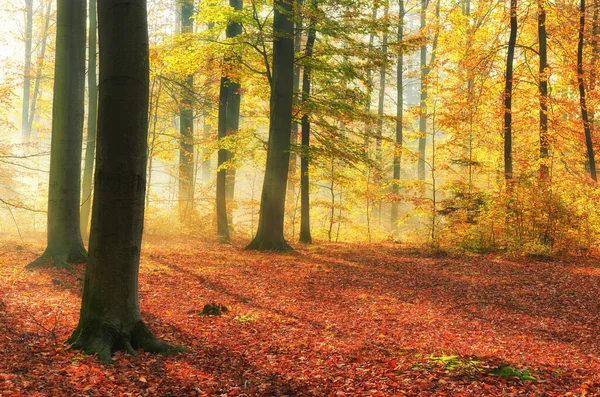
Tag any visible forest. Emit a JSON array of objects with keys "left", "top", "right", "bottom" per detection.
[{"left": 1, "top": 0, "right": 600, "bottom": 395}]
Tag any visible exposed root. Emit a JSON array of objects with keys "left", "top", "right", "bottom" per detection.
[
  {"left": 246, "top": 238, "right": 292, "bottom": 251},
  {"left": 68, "top": 319, "right": 181, "bottom": 364},
  {"left": 26, "top": 247, "right": 87, "bottom": 270}
]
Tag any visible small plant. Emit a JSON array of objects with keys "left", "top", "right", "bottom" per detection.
[
  {"left": 429, "top": 354, "right": 481, "bottom": 371},
  {"left": 200, "top": 303, "right": 228, "bottom": 316},
  {"left": 234, "top": 314, "right": 257, "bottom": 323},
  {"left": 490, "top": 365, "right": 536, "bottom": 381}
]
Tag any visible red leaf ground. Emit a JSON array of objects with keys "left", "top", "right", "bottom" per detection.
[{"left": 1, "top": 237, "right": 600, "bottom": 396}]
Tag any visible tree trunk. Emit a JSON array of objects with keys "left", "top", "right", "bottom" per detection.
[
  {"left": 287, "top": 0, "right": 303, "bottom": 214},
  {"left": 417, "top": 0, "right": 440, "bottom": 181},
  {"left": 504, "top": 0, "right": 517, "bottom": 182},
  {"left": 68, "top": 0, "right": 175, "bottom": 363},
  {"left": 299, "top": 4, "right": 317, "bottom": 244},
  {"left": 246, "top": 0, "right": 295, "bottom": 251},
  {"left": 376, "top": 3, "right": 389, "bottom": 162},
  {"left": 579, "top": 0, "right": 597, "bottom": 181},
  {"left": 21, "top": 0, "right": 33, "bottom": 139},
  {"left": 538, "top": 0, "right": 550, "bottom": 182},
  {"left": 418, "top": 0, "right": 428, "bottom": 181},
  {"left": 391, "top": 0, "right": 404, "bottom": 235},
  {"left": 217, "top": 0, "right": 243, "bottom": 241},
  {"left": 28, "top": 0, "right": 53, "bottom": 135},
  {"left": 27, "top": 0, "right": 87, "bottom": 269},
  {"left": 81, "top": 0, "right": 98, "bottom": 238},
  {"left": 179, "top": 0, "right": 195, "bottom": 223}
]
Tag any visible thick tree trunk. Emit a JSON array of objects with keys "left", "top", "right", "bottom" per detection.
[
  {"left": 538, "top": 0, "right": 550, "bottom": 182},
  {"left": 391, "top": 0, "right": 404, "bottom": 235},
  {"left": 21, "top": 0, "right": 33, "bottom": 139},
  {"left": 504, "top": 0, "right": 517, "bottom": 181},
  {"left": 81, "top": 0, "right": 98, "bottom": 238},
  {"left": 179, "top": 0, "right": 195, "bottom": 223},
  {"left": 299, "top": 6, "right": 316, "bottom": 244},
  {"left": 579, "top": 0, "right": 597, "bottom": 181},
  {"left": 246, "top": 0, "right": 295, "bottom": 251},
  {"left": 68, "top": 0, "right": 174, "bottom": 363},
  {"left": 27, "top": 0, "right": 87, "bottom": 269},
  {"left": 28, "top": 0, "right": 53, "bottom": 134},
  {"left": 217, "top": 0, "right": 243, "bottom": 241}
]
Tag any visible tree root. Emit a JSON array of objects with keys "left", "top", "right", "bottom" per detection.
[
  {"left": 246, "top": 238, "right": 292, "bottom": 251},
  {"left": 26, "top": 247, "right": 87, "bottom": 270},
  {"left": 68, "top": 319, "right": 182, "bottom": 363}
]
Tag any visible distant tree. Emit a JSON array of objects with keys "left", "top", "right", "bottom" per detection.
[
  {"left": 179, "top": 0, "right": 195, "bottom": 223},
  {"left": 504, "top": 0, "right": 517, "bottom": 182},
  {"left": 217, "top": 0, "right": 243, "bottom": 242},
  {"left": 538, "top": 0, "right": 549, "bottom": 182},
  {"left": 81, "top": 0, "right": 98, "bottom": 237},
  {"left": 27, "top": 0, "right": 87, "bottom": 269},
  {"left": 68, "top": 0, "right": 175, "bottom": 362},
  {"left": 391, "top": 0, "right": 405, "bottom": 234},
  {"left": 21, "top": 0, "right": 33, "bottom": 139},
  {"left": 247, "top": 0, "right": 296, "bottom": 250},
  {"left": 299, "top": 0, "right": 317, "bottom": 244},
  {"left": 578, "top": 0, "right": 597, "bottom": 181}
]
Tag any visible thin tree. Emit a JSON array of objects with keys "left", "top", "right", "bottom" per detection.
[
  {"left": 217, "top": 0, "right": 243, "bottom": 241},
  {"left": 538, "top": 0, "right": 550, "bottom": 182},
  {"left": 579, "top": 0, "right": 597, "bottom": 180},
  {"left": 21, "top": 0, "right": 33, "bottom": 139},
  {"left": 28, "top": 0, "right": 53, "bottom": 135},
  {"left": 27, "top": 0, "right": 87, "bottom": 269},
  {"left": 68, "top": 0, "right": 175, "bottom": 362},
  {"left": 179, "top": 0, "right": 195, "bottom": 222},
  {"left": 418, "top": 0, "right": 439, "bottom": 181},
  {"left": 504, "top": 0, "right": 517, "bottom": 181},
  {"left": 246, "top": 0, "right": 296, "bottom": 250},
  {"left": 391, "top": 0, "right": 405, "bottom": 234},
  {"left": 81, "top": 0, "right": 98, "bottom": 237},
  {"left": 299, "top": 0, "right": 317, "bottom": 244}
]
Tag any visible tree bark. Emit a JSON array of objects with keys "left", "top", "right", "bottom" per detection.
[
  {"left": 68, "top": 0, "right": 175, "bottom": 363},
  {"left": 391, "top": 0, "right": 404, "bottom": 235},
  {"left": 81, "top": 0, "right": 98, "bottom": 238},
  {"left": 178, "top": 0, "right": 195, "bottom": 223},
  {"left": 418, "top": 0, "right": 428, "bottom": 181},
  {"left": 299, "top": 2, "right": 317, "bottom": 244},
  {"left": 504, "top": 0, "right": 517, "bottom": 181},
  {"left": 21, "top": 0, "right": 33, "bottom": 139},
  {"left": 27, "top": 0, "right": 87, "bottom": 269},
  {"left": 246, "top": 0, "right": 295, "bottom": 250},
  {"left": 217, "top": 0, "right": 243, "bottom": 241},
  {"left": 579, "top": 0, "right": 597, "bottom": 181},
  {"left": 538, "top": 0, "right": 550, "bottom": 182}
]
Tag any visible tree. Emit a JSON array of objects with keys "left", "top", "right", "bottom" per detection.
[
  {"left": 179, "top": 0, "right": 195, "bottom": 223},
  {"left": 578, "top": 0, "right": 597, "bottom": 181},
  {"left": 299, "top": 0, "right": 317, "bottom": 244},
  {"left": 68, "top": 0, "right": 175, "bottom": 362},
  {"left": 246, "top": 0, "right": 296, "bottom": 250},
  {"left": 81, "top": 0, "right": 98, "bottom": 237},
  {"left": 538, "top": 0, "right": 549, "bottom": 182},
  {"left": 418, "top": 0, "right": 439, "bottom": 181},
  {"left": 391, "top": 0, "right": 405, "bottom": 234},
  {"left": 217, "top": 0, "right": 243, "bottom": 242},
  {"left": 27, "top": 0, "right": 87, "bottom": 269},
  {"left": 21, "top": 0, "right": 33, "bottom": 139},
  {"left": 504, "top": 0, "right": 517, "bottom": 182}
]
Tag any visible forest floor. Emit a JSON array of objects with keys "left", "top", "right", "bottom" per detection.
[{"left": 1, "top": 236, "right": 600, "bottom": 396}]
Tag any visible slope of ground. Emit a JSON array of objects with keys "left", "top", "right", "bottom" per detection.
[{"left": 1, "top": 237, "right": 599, "bottom": 396}]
